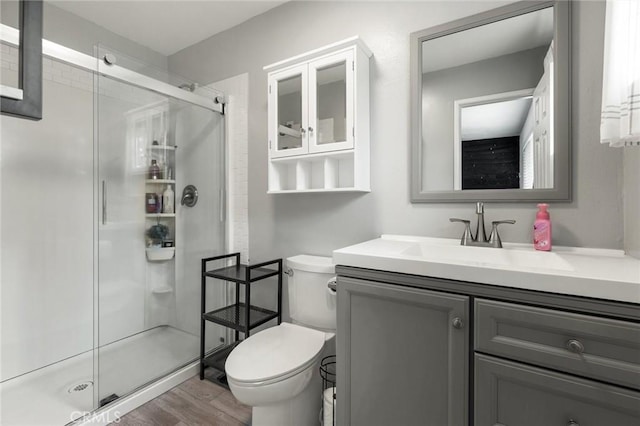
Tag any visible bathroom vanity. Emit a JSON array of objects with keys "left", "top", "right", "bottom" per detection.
[{"left": 333, "top": 236, "right": 640, "bottom": 426}]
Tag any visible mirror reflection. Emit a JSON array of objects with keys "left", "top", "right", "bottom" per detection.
[
  {"left": 421, "top": 6, "right": 554, "bottom": 192},
  {"left": 277, "top": 74, "right": 303, "bottom": 150}
]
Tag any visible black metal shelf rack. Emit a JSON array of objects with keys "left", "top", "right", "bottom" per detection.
[{"left": 199, "top": 252, "right": 282, "bottom": 386}]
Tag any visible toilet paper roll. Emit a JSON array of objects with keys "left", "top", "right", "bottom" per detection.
[{"left": 323, "top": 387, "right": 336, "bottom": 426}]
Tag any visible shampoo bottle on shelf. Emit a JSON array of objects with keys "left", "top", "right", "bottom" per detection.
[
  {"left": 149, "top": 159, "right": 160, "bottom": 180},
  {"left": 533, "top": 203, "right": 552, "bottom": 251},
  {"left": 162, "top": 185, "right": 174, "bottom": 214}
]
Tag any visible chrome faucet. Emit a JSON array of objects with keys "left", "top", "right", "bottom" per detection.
[{"left": 450, "top": 202, "right": 515, "bottom": 248}]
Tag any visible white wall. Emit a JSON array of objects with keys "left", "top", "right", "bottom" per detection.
[
  {"left": 623, "top": 149, "right": 640, "bottom": 259},
  {"left": 169, "top": 0, "right": 623, "bottom": 270}
]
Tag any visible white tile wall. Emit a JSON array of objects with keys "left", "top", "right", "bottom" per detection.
[
  {"left": 2, "top": 43, "right": 159, "bottom": 105},
  {"left": 207, "top": 73, "right": 250, "bottom": 262}
]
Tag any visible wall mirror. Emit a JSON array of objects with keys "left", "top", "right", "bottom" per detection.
[{"left": 410, "top": 0, "right": 570, "bottom": 202}]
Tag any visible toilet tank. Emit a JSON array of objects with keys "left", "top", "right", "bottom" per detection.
[{"left": 287, "top": 255, "right": 336, "bottom": 331}]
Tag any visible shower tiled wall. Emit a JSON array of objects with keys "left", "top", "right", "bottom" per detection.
[{"left": 208, "top": 73, "right": 250, "bottom": 262}]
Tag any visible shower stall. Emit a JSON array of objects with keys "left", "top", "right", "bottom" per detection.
[{"left": 1, "top": 27, "right": 228, "bottom": 426}]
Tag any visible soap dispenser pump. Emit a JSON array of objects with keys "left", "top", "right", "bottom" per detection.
[{"left": 533, "top": 203, "right": 552, "bottom": 251}]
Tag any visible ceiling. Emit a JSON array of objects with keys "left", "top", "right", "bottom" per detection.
[
  {"left": 422, "top": 6, "right": 553, "bottom": 73},
  {"left": 49, "top": 0, "right": 287, "bottom": 56},
  {"left": 461, "top": 96, "right": 532, "bottom": 141}
]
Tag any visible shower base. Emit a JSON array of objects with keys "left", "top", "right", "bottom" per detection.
[{"left": 0, "top": 326, "right": 198, "bottom": 426}]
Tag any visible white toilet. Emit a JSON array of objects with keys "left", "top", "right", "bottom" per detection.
[{"left": 225, "top": 255, "right": 336, "bottom": 426}]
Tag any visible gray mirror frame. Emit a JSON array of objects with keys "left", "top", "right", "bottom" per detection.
[
  {"left": 410, "top": 0, "right": 571, "bottom": 203},
  {"left": 1, "top": 0, "right": 43, "bottom": 121}
]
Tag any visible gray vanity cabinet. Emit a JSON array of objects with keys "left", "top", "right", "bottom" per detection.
[
  {"left": 336, "top": 276, "right": 469, "bottom": 426},
  {"left": 475, "top": 354, "right": 640, "bottom": 426}
]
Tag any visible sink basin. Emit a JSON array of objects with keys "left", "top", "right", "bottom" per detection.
[{"left": 400, "top": 240, "right": 573, "bottom": 271}]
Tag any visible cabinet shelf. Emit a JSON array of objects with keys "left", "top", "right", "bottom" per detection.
[
  {"left": 202, "top": 342, "right": 241, "bottom": 372},
  {"left": 145, "top": 213, "right": 176, "bottom": 218},
  {"left": 205, "top": 264, "right": 280, "bottom": 283},
  {"left": 145, "top": 179, "right": 175, "bottom": 184},
  {"left": 148, "top": 145, "right": 176, "bottom": 151},
  {"left": 203, "top": 303, "right": 279, "bottom": 331},
  {"left": 269, "top": 187, "right": 369, "bottom": 194}
]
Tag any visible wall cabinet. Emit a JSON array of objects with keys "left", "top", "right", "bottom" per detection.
[
  {"left": 265, "top": 37, "right": 371, "bottom": 193},
  {"left": 335, "top": 267, "right": 640, "bottom": 426},
  {"left": 336, "top": 276, "right": 469, "bottom": 426}
]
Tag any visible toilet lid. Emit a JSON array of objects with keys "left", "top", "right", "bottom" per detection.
[{"left": 225, "top": 323, "right": 325, "bottom": 384}]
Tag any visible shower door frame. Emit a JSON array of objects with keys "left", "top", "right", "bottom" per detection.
[
  {"left": 1, "top": 24, "right": 222, "bottom": 114},
  {"left": 1, "top": 22, "right": 229, "bottom": 422}
]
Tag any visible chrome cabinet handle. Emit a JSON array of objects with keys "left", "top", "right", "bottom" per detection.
[
  {"left": 566, "top": 339, "right": 585, "bottom": 354},
  {"left": 327, "top": 277, "right": 337, "bottom": 292},
  {"left": 308, "top": 126, "right": 314, "bottom": 133},
  {"left": 452, "top": 317, "right": 464, "bottom": 329},
  {"left": 567, "top": 419, "right": 579, "bottom": 426}
]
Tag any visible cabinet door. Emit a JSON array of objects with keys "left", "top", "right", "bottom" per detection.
[
  {"left": 308, "top": 50, "right": 354, "bottom": 153},
  {"left": 268, "top": 64, "right": 308, "bottom": 158},
  {"left": 475, "top": 354, "right": 640, "bottom": 426},
  {"left": 337, "top": 277, "right": 469, "bottom": 426}
]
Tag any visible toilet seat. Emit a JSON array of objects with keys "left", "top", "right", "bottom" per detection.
[{"left": 225, "top": 323, "right": 325, "bottom": 386}]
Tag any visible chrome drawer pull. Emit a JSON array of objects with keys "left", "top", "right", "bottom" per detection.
[
  {"left": 566, "top": 339, "right": 585, "bottom": 354},
  {"left": 452, "top": 317, "right": 464, "bottom": 329}
]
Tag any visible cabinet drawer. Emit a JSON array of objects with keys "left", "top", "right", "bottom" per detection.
[
  {"left": 475, "top": 354, "right": 640, "bottom": 426},
  {"left": 475, "top": 299, "right": 640, "bottom": 390}
]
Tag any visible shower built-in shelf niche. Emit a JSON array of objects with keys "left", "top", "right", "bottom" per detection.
[
  {"left": 265, "top": 36, "right": 371, "bottom": 194},
  {"left": 126, "top": 99, "right": 177, "bottom": 264}
]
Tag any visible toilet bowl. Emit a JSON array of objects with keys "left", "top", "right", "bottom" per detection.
[{"left": 225, "top": 255, "right": 336, "bottom": 426}]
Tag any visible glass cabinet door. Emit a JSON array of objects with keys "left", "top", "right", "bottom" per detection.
[
  {"left": 269, "top": 64, "right": 308, "bottom": 158},
  {"left": 308, "top": 51, "right": 354, "bottom": 153}
]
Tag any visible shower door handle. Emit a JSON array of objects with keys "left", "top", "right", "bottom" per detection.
[{"left": 102, "top": 180, "right": 107, "bottom": 225}]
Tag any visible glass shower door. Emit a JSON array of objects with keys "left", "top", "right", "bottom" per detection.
[{"left": 96, "top": 51, "right": 227, "bottom": 405}]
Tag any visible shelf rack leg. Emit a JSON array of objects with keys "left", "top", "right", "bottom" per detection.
[
  {"left": 200, "top": 258, "right": 206, "bottom": 380},
  {"left": 245, "top": 265, "right": 251, "bottom": 338},
  {"left": 277, "top": 259, "right": 283, "bottom": 325},
  {"left": 234, "top": 282, "right": 240, "bottom": 342}
]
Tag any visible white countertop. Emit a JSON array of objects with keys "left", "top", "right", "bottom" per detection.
[{"left": 333, "top": 235, "right": 640, "bottom": 304}]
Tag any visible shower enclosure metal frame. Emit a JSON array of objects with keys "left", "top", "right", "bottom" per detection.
[
  {"left": 0, "top": 24, "right": 222, "bottom": 114},
  {"left": 1, "top": 21, "right": 229, "bottom": 425}
]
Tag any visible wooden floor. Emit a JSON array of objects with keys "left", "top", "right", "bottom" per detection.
[{"left": 115, "top": 371, "right": 251, "bottom": 426}]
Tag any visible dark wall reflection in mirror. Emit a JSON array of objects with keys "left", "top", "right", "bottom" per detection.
[
  {"left": 1, "top": 0, "right": 43, "bottom": 120},
  {"left": 410, "top": 1, "right": 570, "bottom": 202}
]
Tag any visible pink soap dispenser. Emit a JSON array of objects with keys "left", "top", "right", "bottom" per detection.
[{"left": 533, "top": 203, "right": 552, "bottom": 251}]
